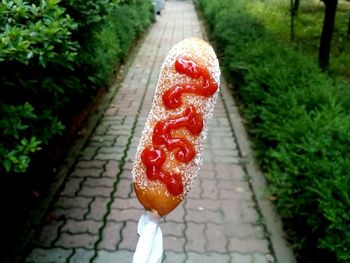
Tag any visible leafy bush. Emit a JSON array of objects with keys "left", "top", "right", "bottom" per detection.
[
  {"left": 0, "top": 0, "right": 153, "bottom": 174},
  {"left": 0, "top": 0, "right": 77, "bottom": 173},
  {"left": 198, "top": 0, "right": 350, "bottom": 262},
  {"left": 88, "top": 0, "right": 154, "bottom": 84}
]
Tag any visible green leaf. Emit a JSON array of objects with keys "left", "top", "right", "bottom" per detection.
[{"left": 3, "top": 159, "right": 11, "bottom": 172}]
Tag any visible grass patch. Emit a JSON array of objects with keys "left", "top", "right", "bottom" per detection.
[{"left": 246, "top": 0, "right": 350, "bottom": 79}]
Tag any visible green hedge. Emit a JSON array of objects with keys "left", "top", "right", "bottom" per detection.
[
  {"left": 0, "top": 0, "right": 153, "bottom": 174},
  {"left": 198, "top": 0, "right": 350, "bottom": 262}
]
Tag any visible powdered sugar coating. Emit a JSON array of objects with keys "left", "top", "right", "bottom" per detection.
[{"left": 132, "top": 38, "right": 220, "bottom": 200}]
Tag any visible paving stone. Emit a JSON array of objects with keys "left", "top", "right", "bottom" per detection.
[
  {"left": 119, "top": 221, "right": 138, "bottom": 250},
  {"left": 228, "top": 238, "right": 269, "bottom": 254},
  {"left": 219, "top": 188, "right": 252, "bottom": 200},
  {"left": 37, "top": 220, "right": 65, "bottom": 247},
  {"left": 201, "top": 163, "right": 214, "bottom": 172},
  {"left": 75, "top": 160, "right": 106, "bottom": 169},
  {"left": 123, "top": 161, "right": 134, "bottom": 171},
  {"left": 69, "top": 248, "right": 94, "bottom": 263},
  {"left": 162, "top": 221, "right": 185, "bottom": 238},
  {"left": 61, "top": 219, "right": 101, "bottom": 234},
  {"left": 186, "top": 252, "right": 230, "bottom": 263},
  {"left": 94, "top": 250, "right": 133, "bottom": 263},
  {"left": 84, "top": 177, "right": 115, "bottom": 188},
  {"left": 111, "top": 197, "right": 141, "bottom": 210},
  {"left": 223, "top": 223, "right": 265, "bottom": 239},
  {"left": 212, "top": 149, "right": 240, "bottom": 158},
  {"left": 109, "top": 208, "right": 141, "bottom": 222},
  {"left": 55, "top": 196, "right": 92, "bottom": 209},
  {"left": 25, "top": 247, "right": 72, "bottom": 263},
  {"left": 185, "top": 222, "right": 206, "bottom": 252},
  {"left": 115, "top": 135, "right": 130, "bottom": 147},
  {"left": 205, "top": 223, "right": 227, "bottom": 253},
  {"left": 103, "top": 160, "right": 120, "bottom": 177},
  {"left": 71, "top": 168, "right": 103, "bottom": 178},
  {"left": 98, "top": 146, "right": 125, "bottom": 154},
  {"left": 55, "top": 232, "right": 98, "bottom": 249},
  {"left": 202, "top": 150, "right": 213, "bottom": 163},
  {"left": 214, "top": 155, "right": 239, "bottom": 164},
  {"left": 95, "top": 123, "right": 109, "bottom": 135},
  {"left": 95, "top": 152, "right": 124, "bottom": 161},
  {"left": 217, "top": 179, "right": 245, "bottom": 191},
  {"left": 126, "top": 147, "right": 137, "bottom": 161},
  {"left": 107, "top": 128, "right": 132, "bottom": 136},
  {"left": 90, "top": 134, "right": 115, "bottom": 144},
  {"left": 115, "top": 178, "right": 133, "bottom": 198},
  {"left": 165, "top": 204, "right": 185, "bottom": 223},
  {"left": 86, "top": 197, "right": 109, "bottom": 221},
  {"left": 198, "top": 168, "right": 215, "bottom": 180},
  {"left": 200, "top": 179, "right": 218, "bottom": 199},
  {"left": 186, "top": 209, "right": 221, "bottom": 224},
  {"left": 241, "top": 203, "right": 260, "bottom": 224},
  {"left": 221, "top": 199, "right": 246, "bottom": 222},
  {"left": 185, "top": 198, "right": 221, "bottom": 211},
  {"left": 105, "top": 107, "right": 117, "bottom": 116},
  {"left": 253, "top": 253, "right": 273, "bottom": 263},
  {"left": 163, "top": 235, "right": 185, "bottom": 253},
  {"left": 214, "top": 163, "right": 246, "bottom": 180},
  {"left": 109, "top": 123, "right": 133, "bottom": 130},
  {"left": 80, "top": 146, "right": 98, "bottom": 160},
  {"left": 163, "top": 251, "right": 186, "bottom": 263},
  {"left": 230, "top": 253, "right": 252, "bottom": 263},
  {"left": 120, "top": 170, "right": 133, "bottom": 181},
  {"left": 60, "top": 177, "right": 83, "bottom": 197},
  {"left": 186, "top": 180, "right": 202, "bottom": 198},
  {"left": 210, "top": 137, "right": 236, "bottom": 151},
  {"left": 88, "top": 140, "right": 114, "bottom": 147},
  {"left": 98, "top": 221, "right": 124, "bottom": 250},
  {"left": 124, "top": 116, "right": 136, "bottom": 125},
  {"left": 78, "top": 185, "right": 112, "bottom": 198},
  {"left": 52, "top": 207, "right": 86, "bottom": 221}
]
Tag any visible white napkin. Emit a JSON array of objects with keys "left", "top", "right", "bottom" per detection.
[{"left": 133, "top": 211, "right": 163, "bottom": 263}]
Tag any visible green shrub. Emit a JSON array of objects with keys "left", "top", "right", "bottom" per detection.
[
  {"left": 0, "top": 0, "right": 153, "bottom": 174},
  {"left": 90, "top": 0, "right": 153, "bottom": 83},
  {"left": 0, "top": 0, "right": 77, "bottom": 173},
  {"left": 198, "top": 0, "right": 350, "bottom": 262}
]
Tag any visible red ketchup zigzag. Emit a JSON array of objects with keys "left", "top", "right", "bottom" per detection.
[{"left": 141, "top": 58, "right": 218, "bottom": 196}]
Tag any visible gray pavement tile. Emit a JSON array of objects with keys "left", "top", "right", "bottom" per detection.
[
  {"left": 94, "top": 250, "right": 133, "bottom": 263},
  {"left": 69, "top": 248, "right": 94, "bottom": 263},
  {"left": 185, "top": 222, "right": 206, "bottom": 252},
  {"left": 228, "top": 237, "right": 270, "bottom": 254},
  {"left": 98, "top": 222, "right": 123, "bottom": 250},
  {"left": 163, "top": 235, "right": 186, "bottom": 253},
  {"left": 186, "top": 252, "right": 230, "bottom": 263},
  {"left": 61, "top": 219, "right": 101, "bottom": 235},
  {"left": 119, "top": 221, "right": 138, "bottom": 251},
  {"left": 25, "top": 248, "right": 72, "bottom": 263},
  {"left": 163, "top": 251, "right": 186, "bottom": 263},
  {"left": 55, "top": 232, "right": 98, "bottom": 249},
  {"left": 85, "top": 197, "right": 109, "bottom": 221}
]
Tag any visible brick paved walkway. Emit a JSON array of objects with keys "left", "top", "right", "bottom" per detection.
[{"left": 25, "top": 1, "right": 274, "bottom": 262}]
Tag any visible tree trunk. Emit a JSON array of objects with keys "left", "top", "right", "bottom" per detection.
[
  {"left": 291, "top": 0, "right": 295, "bottom": 41},
  {"left": 294, "top": 0, "right": 300, "bottom": 14},
  {"left": 319, "top": 0, "right": 338, "bottom": 71}
]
